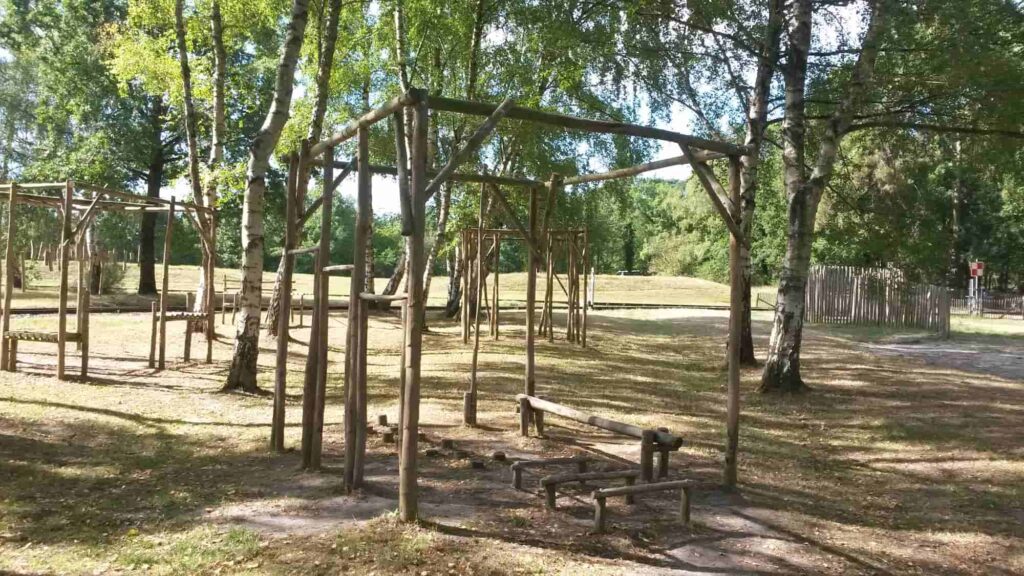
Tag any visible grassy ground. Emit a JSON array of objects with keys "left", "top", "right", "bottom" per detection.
[
  {"left": 0, "top": 297, "right": 1021, "bottom": 575},
  {"left": 12, "top": 259, "right": 775, "bottom": 310}
]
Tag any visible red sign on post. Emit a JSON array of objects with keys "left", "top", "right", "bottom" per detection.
[{"left": 970, "top": 261, "right": 985, "bottom": 277}]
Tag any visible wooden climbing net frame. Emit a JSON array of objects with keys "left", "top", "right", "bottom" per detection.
[
  {"left": 0, "top": 181, "right": 215, "bottom": 380},
  {"left": 272, "top": 87, "right": 747, "bottom": 522}
]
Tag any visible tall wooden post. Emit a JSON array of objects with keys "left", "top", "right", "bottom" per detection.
[
  {"left": 582, "top": 229, "right": 589, "bottom": 348},
  {"left": 80, "top": 265, "right": 90, "bottom": 378},
  {"left": 525, "top": 187, "right": 538, "bottom": 397},
  {"left": 399, "top": 93, "right": 428, "bottom": 523},
  {"left": 76, "top": 243, "right": 85, "bottom": 352},
  {"left": 205, "top": 206, "right": 216, "bottom": 364},
  {"left": 56, "top": 181, "right": 73, "bottom": 380},
  {"left": 461, "top": 230, "right": 469, "bottom": 343},
  {"left": 545, "top": 233, "right": 554, "bottom": 341},
  {"left": 1, "top": 183, "right": 16, "bottom": 371},
  {"left": 183, "top": 292, "right": 192, "bottom": 362},
  {"left": 272, "top": 153, "right": 298, "bottom": 453},
  {"left": 158, "top": 197, "right": 175, "bottom": 370},
  {"left": 344, "top": 126, "right": 371, "bottom": 491},
  {"left": 311, "top": 141, "right": 332, "bottom": 470},
  {"left": 300, "top": 248, "right": 321, "bottom": 468},
  {"left": 466, "top": 188, "right": 487, "bottom": 426},
  {"left": 492, "top": 235, "right": 500, "bottom": 339},
  {"left": 149, "top": 301, "right": 157, "bottom": 368},
  {"left": 725, "top": 157, "right": 743, "bottom": 489}
]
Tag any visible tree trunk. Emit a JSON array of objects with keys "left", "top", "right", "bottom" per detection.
[
  {"left": 421, "top": 181, "right": 452, "bottom": 307},
  {"left": 193, "top": 0, "right": 227, "bottom": 332},
  {"left": 444, "top": 246, "right": 461, "bottom": 317},
  {"left": 737, "top": 0, "right": 784, "bottom": 367},
  {"left": 380, "top": 0, "right": 416, "bottom": 301},
  {"left": 138, "top": 97, "right": 166, "bottom": 295},
  {"left": 265, "top": 0, "right": 342, "bottom": 337},
  {"left": 761, "top": 0, "right": 888, "bottom": 392},
  {"left": 224, "top": 0, "right": 311, "bottom": 392},
  {"left": 175, "top": 0, "right": 213, "bottom": 334}
]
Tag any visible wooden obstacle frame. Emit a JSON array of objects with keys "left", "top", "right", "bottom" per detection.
[
  {"left": 0, "top": 181, "right": 215, "bottom": 380},
  {"left": 459, "top": 227, "right": 590, "bottom": 345},
  {"left": 274, "top": 87, "right": 744, "bottom": 521}
]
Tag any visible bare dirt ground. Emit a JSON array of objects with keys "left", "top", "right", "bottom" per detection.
[
  {"left": 863, "top": 336, "right": 1024, "bottom": 381},
  {"left": 1, "top": 306, "right": 1022, "bottom": 575}
]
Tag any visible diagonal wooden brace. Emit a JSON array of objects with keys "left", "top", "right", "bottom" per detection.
[
  {"left": 680, "top": 144, "right": 749, "bottom": 248},
  {"left": 424, "top": 97, "right": 516, "bottom": 200}
]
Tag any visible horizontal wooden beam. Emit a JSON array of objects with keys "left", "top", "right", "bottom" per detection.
[
  {"left": 309, "top": 89, "right": 425, "bottom": 157},
  {"left": 561, "top": 151, "right": 726, "bottom": 186},
  {"left": 313, "top": 159, "right": 543, "bottom": 188},
  {"left": 426, "top": 95, "right": 748, "bottom": 156},
  {"left": 360, "top": 292, "right": 407, "bottom": 302},
  {"left": 463, "top": 227, "right": 586, "bottom": 237},
  {"left": 323, "top": 264, "right": 354, "bottom": 273},
  {"left": 424, "top": 97, "right": 515, "bottom": 200},
  {"left": 288, "top": 245, "right": 320, "bottom": 256}
]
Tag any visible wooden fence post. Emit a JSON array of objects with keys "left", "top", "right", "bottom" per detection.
[
  {"left": 1, "top": 183, "right": 17, "bottom": 372},
  {"left": 158, "top": 197, "right": 175, "bottom": 370}
]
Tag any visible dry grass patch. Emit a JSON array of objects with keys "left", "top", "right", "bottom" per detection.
[{"left": 0, "top": 305, "right": 1021, "bottom": 575}]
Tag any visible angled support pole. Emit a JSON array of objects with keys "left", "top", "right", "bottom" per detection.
[
  {"left": 680, "top": 144, "right": 749, "bottom": 249},
  {"left": 294, "top": 163, "right": 354, "bottom": 230},
  {"left": 424, "top": 97, "right": 515, "bottom": 200},
  {"left": 71, "top": 191, "right": 106, "bottom": 243}
]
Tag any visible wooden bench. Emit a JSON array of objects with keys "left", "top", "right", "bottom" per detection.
[
  {"left": 510, "top": 455, "right": 588, "bottom": 490},
  {"left": 592, "top": 479, "right": 695, "bottom": 532},
  {"left": 516, "top": 394, "right": 683, "bottom": 482},
  {"left": 540, "top": 469, "right": 638, "bottom": 509}
]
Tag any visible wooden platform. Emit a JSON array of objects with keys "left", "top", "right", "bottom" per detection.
[
  {"left": 5, "top": 330, "right": 81, "bottom": 343},
  {"left": 164, "top": 311, "right": 209, "bottom": 321}
]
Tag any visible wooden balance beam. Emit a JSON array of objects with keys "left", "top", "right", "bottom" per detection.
[
  {"left": 510, "top": 455, "right": 589, "bottom": 490},
  {"left": 540, "top": 469, "right": 638, "bottom": 510},
  {"left": 592, "top": 479, "right": 695, "bottom": 533},
  {"left": 516, "top": 394, "right": 683, "bottom": 482}
]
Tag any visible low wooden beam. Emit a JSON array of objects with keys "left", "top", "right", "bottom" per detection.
[{"left": 517, "top": 394, "right": 683, "bottom": 449}]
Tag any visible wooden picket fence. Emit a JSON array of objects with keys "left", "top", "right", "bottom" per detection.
[
  {"left": 805, "top": 266, "right": 951, "bottom": 336},
  {"left": 951, "top": 295, "right": 1024, "bottom": 318}
]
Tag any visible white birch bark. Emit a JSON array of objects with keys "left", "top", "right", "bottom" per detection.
[
  {"left": 225, "top": 0, "right": 311, "bottom": 391},
  {"left": 761, "top": 0, "right": 889, "bottom": 391}
]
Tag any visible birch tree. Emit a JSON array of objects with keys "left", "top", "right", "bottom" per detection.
[
  {"left": 760, "top": 0, "right": 890, "bottom": 392},
  {"left": 224, "top": 0, "right": 311, "bottom": 392},
  {"left": 264, "top": 0, "right": 344, "bottom": 338}
]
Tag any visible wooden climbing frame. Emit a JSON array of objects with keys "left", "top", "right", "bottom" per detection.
[{"left": 0, "top": 181, "right": 214, "bottom": 380}]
